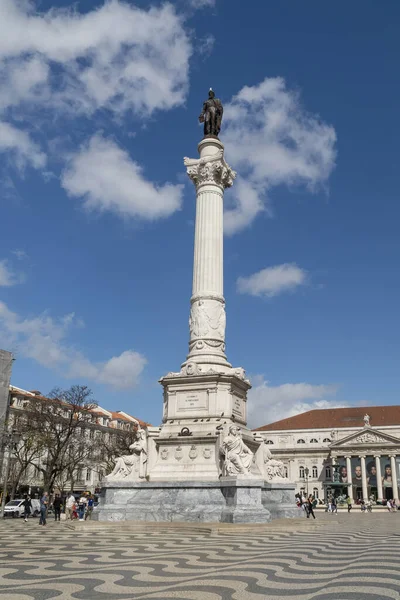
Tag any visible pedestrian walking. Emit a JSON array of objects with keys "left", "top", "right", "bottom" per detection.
[
  {"left": 53, "top": 494, "right": 62, "bottom": 521},
  {"left": 66, "top": 493, "right": 75, "bottom": 520},
  {"left": 39, "top": 492, "right": 48, "bottom": 526},
  {"left": 346, "top": 496, "right": 352, "bottom": 513},
  {"left": 331, "top": 497, "right": 337, "bottom": 514},
  {"left": 306, "top": 495, "right": 316, "bottom": 519},
  {"left": 85, "top": 494, "right": 94, "bottom": 521},
  {"left": 78, "top": 494, "right": 87, "bottom": 521},
  {"left": 22, "top": 495, "right": 32, "bottom": 522}
]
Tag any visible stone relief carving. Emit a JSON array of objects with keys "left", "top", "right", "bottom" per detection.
[
  {"left": 175, "top": 446, "right": 183, "bottom": 461},
  {"left": 261, "top": 440, "right": 286, "bottom": 482},
  {"left": 348, "top": 432, "right": 392, "bottom": 445},
  {"left": 220, "top": 425, "right": 253, "bottom": 476},
  {"left": 184, "top": 153, "right": 236, "bottom": 190},
  {"left": 203, "top": 448, "right": 212, "bottom": 459},
  {"left": 189, "top": 445, "right": 198, "bottom": 460},
  {"left": 160, "top": 448, "right": 169, "bottom": 460},
  {"left": 189, "top": 300, "right": 226, "bottom": 340},
  {"left": 105, "top": 426, "right": 147, "bottom": 481}
]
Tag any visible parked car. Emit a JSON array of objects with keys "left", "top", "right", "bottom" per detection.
[{"left": 3, "top": 499, "right": 40, "bottom": 518}]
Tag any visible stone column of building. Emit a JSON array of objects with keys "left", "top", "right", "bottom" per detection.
[
  {"left": 390, "top": 455, "right": 399, "bottom": 501},
  {"left": 360, "top": 455, "right": 368, "bottom": 501},
  {"left": 375, "top": 455, "right": 383, "bottom": 501},
  {"left": 182, "top": 138, "right": 236, "bottom": 372},
  {"left": 345, "top": 455, "right": 353, "bottom": 501}
]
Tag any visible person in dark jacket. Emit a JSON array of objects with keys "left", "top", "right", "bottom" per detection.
[
  {"left": 306, "top": 495, "right": 316, "bottom": 519},
  {"left": 22, "top": 495, "right": 32, "bottom": 522},
  {"left": 53, "top": 494, "right": 62, "bottom": 521}
]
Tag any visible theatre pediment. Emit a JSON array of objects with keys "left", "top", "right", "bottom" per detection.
[{"left": 331, "top": 427, "right": 400, "bottom": 448}]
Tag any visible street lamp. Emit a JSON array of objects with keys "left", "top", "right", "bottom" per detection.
[
  {"left": 0, "top": 429, "right": 20, "bottom": 517},
  {"left": 304, "top": 467, "right": 310, "bottom": 496}
]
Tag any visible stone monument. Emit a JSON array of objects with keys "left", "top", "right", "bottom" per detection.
[{"left": 95, "top": 91, "right": 296, "bottom": 523}]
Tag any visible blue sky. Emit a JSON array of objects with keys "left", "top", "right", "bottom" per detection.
[{"left": 0, "top": 0, "right": 399, "bottom": 427}]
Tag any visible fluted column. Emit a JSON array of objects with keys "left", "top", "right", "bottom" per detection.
[
  {"left": 183, "top": 138, "right": 236, "bottom": 371},
  {"left": 345, "top": 455, "right": 353, "bottom": 501},
  {"left": 375, "top": 455, "right": 383, "bottom": 501},
  {"left": 360, "top": 455, "right": 368, "bottom": 501},
  {"left": 390, "top": 455, "right": 399, "bottom": 500}
]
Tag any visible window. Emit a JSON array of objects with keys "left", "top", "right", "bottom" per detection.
[
  {"left": 310, "top": 438, "right": 318, "bottom": 444},
  {"left": 325, "top": 467, "right": 331, "bottom": 479},
  {"left": 313, "top": 488, "right": 319, "bottom": 499},
  {"left": 297, "top": 439, "right": 306, "bottom": 444},
  {"left": 265, "top": 440, "right": 274, "bottom": 445},
  {"left": 312, "top": 466, "right": 318, "bottom": 478},
  {"left": 86, "top": 469, "right": 91, "bottom": 482},
  {"left": 284, "top": 466, "right": 288, "bottom": 478},
  {"left": 300, "top": 487, "right": 305, "bottom": 496},
  {"left": 299, "top": 466, "right": 305, "bottom": 478},
  {"left": 323, "top": 438, "right": 331, "bottom": 443}
]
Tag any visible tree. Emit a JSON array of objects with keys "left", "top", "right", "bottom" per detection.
[{"left": 17, "top": 385, "right": 98, "bottom": 493}]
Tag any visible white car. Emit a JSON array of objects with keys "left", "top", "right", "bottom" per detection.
[{"left": 3, "top": 499, "right": 40, "bottom": 518}]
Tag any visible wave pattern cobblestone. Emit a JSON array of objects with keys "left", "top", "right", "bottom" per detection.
[{"left": 0, "top": 513, "right": 399, "bottom": 599}]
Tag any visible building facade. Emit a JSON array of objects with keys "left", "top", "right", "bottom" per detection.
[
  {"left": 2, "top": 386, "right": 148, "bottom": 496},
  {"left": 255, "top": 406, "right": 400, "bottom": 503}
]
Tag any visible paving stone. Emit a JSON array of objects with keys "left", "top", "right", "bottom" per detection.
[{"left": 0, "top": 513, "right": 399, "bottom": 599}]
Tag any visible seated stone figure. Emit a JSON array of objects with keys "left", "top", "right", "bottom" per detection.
[
  {"left": 106, "top": 429, "right": 147, "bottom": 481},
  {"left": 221, "top": 425, "right": 253, "bottom": 476},
  {"left": 261, "top": 440, "right": 286, "bottom": 482}
]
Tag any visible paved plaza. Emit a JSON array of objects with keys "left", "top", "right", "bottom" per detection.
[{"left": 0, "top": 513, "right": 399, "bottom": 600}]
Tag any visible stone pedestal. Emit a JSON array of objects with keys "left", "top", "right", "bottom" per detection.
[{"left": 95, "top": 479, "right": 296, "bottom": 523}]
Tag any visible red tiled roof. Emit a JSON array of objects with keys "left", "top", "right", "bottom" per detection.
[{"left": 254, "top": 406, "right": 400, "bottom": 432}]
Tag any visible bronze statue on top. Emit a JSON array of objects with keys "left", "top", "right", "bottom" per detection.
[{"left": 199, "top": 88, "right": 223, "bottom": 138}]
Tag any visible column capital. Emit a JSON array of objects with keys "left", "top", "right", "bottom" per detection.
[
  {"left": 184, "top": 152, "right": 236, "bottom": 190},
  {"left": 343, "top": 454, "right": 352, "bottom": 459},
  {"left": 373, "top": 454, "right": 381, "bottom": 458}
]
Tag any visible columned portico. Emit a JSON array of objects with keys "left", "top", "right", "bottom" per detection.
[
  {"left": 375, "top": 455, "right": 383, "bottom": 501},
  {"left": 328, "top": 425, "right": 400, "bottom": 503},
  {"left": 360, "top": 455, "right": 368, "bottom": 501}
]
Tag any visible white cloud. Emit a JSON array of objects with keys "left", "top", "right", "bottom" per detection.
[
  {"left": 0, "top": 260, "right": 24, "bottom": 287},
  {"left": 0, "top": 121, "right": 46, "bottom": 171},
  {"left": 237, "top": 263, "right": 307, "bottom": 297},
  {"left": 223, "top": 77, "right": 337, "bottom": 234},
  {"left": 0, "top": 0, "right": 191, "bottom": 118},
  {"left": 62, "top": 134, "right": 183, "bottom": 221},
  {"left": 189, "top": 0, "right": 216, "bottom": 7},
  {"left": 11, "top": 249, "right": 28, "bottom": 261},
  {"left": 0, "top": 300, "right": 146, "bottom": 389},
  {"left": 247, "top": 375, "right": 344, "bottom": 428}
]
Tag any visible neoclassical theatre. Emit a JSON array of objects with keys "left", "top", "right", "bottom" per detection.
[{"left": 255, "top": 406, "right": 400, "bottom": 502}]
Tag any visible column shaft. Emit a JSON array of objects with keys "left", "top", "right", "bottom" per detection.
[
  {"left": 192, "top": 186, "right": 223, "bottom": 298},
  {"left": 375, "top": 456, "right": 383, "bottom": 501},
  {"left": 183, "top": 138, "right": 235, "bottom": 371},
  {"left": 346, "top": 456, "right": 353, "bottom": 501},
  {"left": 360, "top": 456, "right": 368, "bottom": 501},
  {"left": 390, "top": 455, "right": 399, "bottom": 500}
]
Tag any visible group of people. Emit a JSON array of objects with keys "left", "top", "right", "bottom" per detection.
[
  {"left": 65, "top": 492, "right": 95, "bottom": 521},
  {"left": 21, "top": 492, "right": 95, "bottom": 525},
  {"left": 295, "top": 493, "right": 317, "bottom": 519}
]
